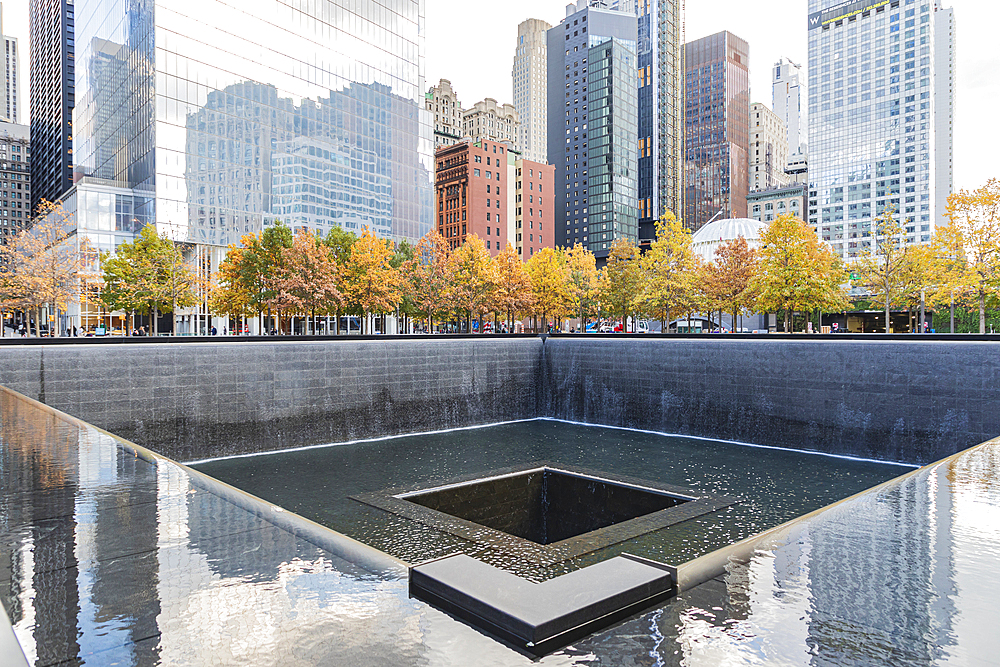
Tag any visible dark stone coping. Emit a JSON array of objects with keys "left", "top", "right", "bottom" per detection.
[
  {"left": 409, "top": 552, "right": 677, "bottom": 655},
  {"left": 352, "top": 462, "right": 737, "bottom": 566}
]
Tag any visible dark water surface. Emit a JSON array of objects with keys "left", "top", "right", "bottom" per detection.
[{"left": 192, "top": 419, "right": 909, "bottom": 579}]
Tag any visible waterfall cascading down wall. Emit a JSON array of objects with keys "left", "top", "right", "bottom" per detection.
[{"left": 0, "top": 336, "right": 996, "bottom": 464}]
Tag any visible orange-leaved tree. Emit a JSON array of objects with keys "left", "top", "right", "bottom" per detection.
[
  {"left": 407, "top": 231, "right": 452, "bottom": 333},
  {"left": 492, "top": 242, "right": 534, "bottom": 332},
  {"left": 274, "top": 229, "right": 343, "bottom": 334}
]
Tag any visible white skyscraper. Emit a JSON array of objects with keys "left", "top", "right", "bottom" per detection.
[
  {"left": 0, "top": 3, "right": 20, "bottom": 124},
  {"left": 772, "top": 57, "right": 806, "bottom": 158},
  {"left": 807, "top": 0, "right": 955, "bottom": 260},
  {"left": 512, "top": 18, "right": 550, "bottom": 163}
]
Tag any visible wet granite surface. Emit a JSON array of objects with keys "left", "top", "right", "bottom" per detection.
[
  {"left": 0, "top": 337, "right": 998, "bottom": 463},
  {"left": 542, "top": 337, "right": 1000, "bottom": 464},
  {"left": 0, "top": 339, "right": 541, "bottom": 461},
  {"left": 3, "top": 387, "right": 1000, "bottom": 665}
]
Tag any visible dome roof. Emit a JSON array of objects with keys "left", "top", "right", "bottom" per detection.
[{"left": 690, "top": 217, "right": 766, "bottom": 263}]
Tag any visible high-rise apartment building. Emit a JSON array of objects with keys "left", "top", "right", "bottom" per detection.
[
  {"left": 684, "top": 31, "right": 750, "bottom": 231},
  {"left": 0, "top": 121, "right": 29, "bottom": 243},
  {"left": 749, "top": 102, "right": 789, "bottom": 192},
  {"left": 463, "top": 99, "right": 519, "bottom": 148},
  {"left": 807, "top": 0, "right": 955, "bottom": 259},
  {"left": 68, "top": 0, "right": 431, "bottom": 251},
  {"left": 637, "top": 0, "right": 684, "bottom": 239},
  {"left": 587, "top": 38, "right": 639, "bottom": 252},
  {"left": 29, "top": 0, "right": 74, "bottom": 218},
  {"left": 426, "top": 79, "right": 464, "bottom": 150},
  {"left": 773, "top": 57, "right": 807, "bottom": 158},
  {"left": 547, "top": 0, "right": 638, "bottom": 258},
  {"left": 1, "top": 4, "right": 21, "bottom": 124},
  {"left": 513, "top": 19, "right": 551, "bottom": 163}
]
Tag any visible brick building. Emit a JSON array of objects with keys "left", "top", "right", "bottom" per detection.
[
  {"left": 435, "top": 139, "right": 510, "bottom": 255},
  {"left": 514, "top": 158, "right": 553, "bottom": 260}
]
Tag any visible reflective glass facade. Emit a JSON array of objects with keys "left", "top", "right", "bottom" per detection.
[
  {"left": 588, "top": 39, "right": 638, "bottom": 251},
  {"left": 547, "top": 3, "right": 637, "bottom": 259},
  {"left": 807, "top": 0, "right": 954, "bottom": 259},
  {"left": 29, "top": 0, "right": 75, "bottom": 217},
  {"left": 74, "top": 0, "right": 433, "bottom": 246},
  {"left": 636, "top": 0, "right": 683, "bottom": 239},
  {"left": 683, "top": 31, "right": 750, "bottom": 232}
]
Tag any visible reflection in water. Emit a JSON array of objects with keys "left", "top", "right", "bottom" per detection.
[{"left": 2, "top": 387, "right": 1000, "bottom": 665}]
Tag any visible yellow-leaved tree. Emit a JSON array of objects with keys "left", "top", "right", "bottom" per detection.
[
  {"left": 752, "top": 214, "right": 848, "bottom": 331},
  {"left": 525, "top": 246, "right": 569, "bottom": 332},
  {"left": 852, "top": 204, "right": 921, "bottom": 332},
  {"left": 638, "top": 212, "right": 698, "bottom": 333},
  {"left": 342, "top": 228, "right": 402, "bottom": 334},
  {"left": 599, "top": 238, "right": 643, "bottom": 332},
  {"left": 446, "top": 235, "right": 495, "bottom": 333},
  {"left": 945, "top": 179, "right": 1000, "bottom": 333},
  {"left": 492, "top": 243, "right": 534, "bottom": 332},
  {"left": 407, "top": 231, "right": 452, "bottom": 333},
  {"left": 565, "top": 243, "right": 599, "bottom": 330}
]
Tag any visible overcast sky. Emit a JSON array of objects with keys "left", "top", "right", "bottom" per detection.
[{"left": 3, "top": 0, "right": 995, "bottom": 192}]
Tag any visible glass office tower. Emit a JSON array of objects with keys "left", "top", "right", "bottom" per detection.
[
  {"left": 73, "top": 0, "right": 433, "bottom": 247},
  {"left": 547, "top": 1, "right": 637, "bottom": 259},
  {"left": 588, "top": 38, "right": 638, "bottom": 251},
  {"left": 807, "top": 0, "right": 955, "bottom": 259},
  {"left": 683, "top": 31, "right": 750, "bottom": 232}
]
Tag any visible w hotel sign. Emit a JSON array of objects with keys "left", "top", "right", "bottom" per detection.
[{"left": 808, "top": 0, "right": 892, "bottom": 30}]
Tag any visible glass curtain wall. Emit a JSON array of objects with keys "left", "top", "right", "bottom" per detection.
[{"left": 74, "top": 0, "right": 433, "bottom": 247}]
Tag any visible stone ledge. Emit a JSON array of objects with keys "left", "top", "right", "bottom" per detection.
[{"left": 409, "top": 552, "right": 677, "bottom": 655}]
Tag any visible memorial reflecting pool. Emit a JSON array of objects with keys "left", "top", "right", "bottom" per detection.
[{"left": 191, "top": 420, "right": 910, "bottom": 579}]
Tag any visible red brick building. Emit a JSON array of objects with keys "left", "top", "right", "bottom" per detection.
[
  {"left": 514, "top": 159, "right": 554, "bottom": 260},
  {"left": 435, "top": 139, "right": 510, "bottom": 255}
]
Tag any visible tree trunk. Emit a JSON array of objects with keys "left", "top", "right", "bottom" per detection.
[
  {"left": 153, "top": 305, "right": 159, "bottom": 336},
  {"left": 980, "top": 293, "right": 986, "bottom": 334},
  {"left": 950, "top": 294, "right": 955, "bottom": 334}
]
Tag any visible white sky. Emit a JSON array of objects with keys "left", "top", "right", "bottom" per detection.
[{"left": 2, "top": 0, "right": 995, "bottom": 192}]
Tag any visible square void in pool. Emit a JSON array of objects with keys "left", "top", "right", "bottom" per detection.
[
  {"left": 404, "top": 467, "right": 685, "bottom": 544},
  {"left": 353, "top": 464, "right": 737, "bottom": 563}
]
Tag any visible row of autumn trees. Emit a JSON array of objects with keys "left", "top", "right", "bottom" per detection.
[
  {"left": 853, "top": 179, "right": 1000, "bottom": 334},
  {"left": 2, "top": 180, "right": 998, "bottom": 335},
  {"left": 206, "top": 178, "right": 1000, "bottom": 335},
  {"left": 203, "top": 212, "right": 847, "bottom": 334}
]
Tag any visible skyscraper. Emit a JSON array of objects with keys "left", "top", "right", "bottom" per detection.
[
  {"left": 587, "top": 38, "right": 639, "bottom": 252},
  {"left": 807, "top": 0, "right": 955, "bottom": 259},
  {"left": 637, "top": 0, "right": 684, "bottom": 238},
  {"left": 29, "top": 0, "right": 74, "bottom": 217},
  {"left": 773, "top": 57, "right": 807, "bottom": 159},
  {"left": 684, "top": 31, "right": 750, "bottom": 231},
  {"left": 547, "top": 0, "right": 637, "bottom": 258},
  {"left": 1, "top": 4, "right": 21, "bottom": 124},
  {"left": 69, "top": 0, "right": 432, "bottom": 248},
  {"left": 513, "top": 19, "right": 551, "bottom": 163},
  {"left": 749, "top": 102, "right": 789, "bottom": 192}
]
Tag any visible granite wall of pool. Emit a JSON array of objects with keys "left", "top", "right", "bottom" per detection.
[
  {"left": 0, "top": 336, "right": 996, "bottom": 464},
  {"left": 0, "top": 338, "right": 542, "bottom": 461}
]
